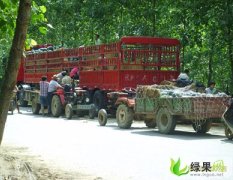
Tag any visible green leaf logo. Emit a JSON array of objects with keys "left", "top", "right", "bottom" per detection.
[{"left": 170, "top": 158, "right": 189, "bottom": 176}]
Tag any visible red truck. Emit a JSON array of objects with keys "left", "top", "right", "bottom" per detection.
[{"left": 17, "top": 36, "right": 181, "bottom": 117}]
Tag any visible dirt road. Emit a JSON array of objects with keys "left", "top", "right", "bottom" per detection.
[{"left": 1, "top": 107, "right": 233, "bottom": 180}]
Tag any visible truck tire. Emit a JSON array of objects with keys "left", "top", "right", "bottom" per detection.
[
  {"left": 98, "top": 109, "right": 107, "bottom": 126},
  {"left": 31, "top": 98, "right": 40, "bottom": 115},
  {"left": 156, "top": 108, "right": 176, "bottom": 134},
  {"left": 116, "top": 104, "right": 133, "bottom": 129},
  {"left": 51, "top": 95, "right": 62, "bottom": 117},
  {"left": 65, "top": 104, "right": 73, "bottom": 119},
  {"left": 144, "top": 119, "right": 157, "bottom": 128},
  {"left": 93, "top": 90, "right": 105, "bottom": 111},
  {"left": 225, "top": 127, "right": 233, "bottom": 140},
  {"left": 192, "top": 119, "right": 212, "bottom": 134}
]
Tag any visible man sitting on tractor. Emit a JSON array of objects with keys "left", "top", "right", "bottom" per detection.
[{"left": 61, "top": 71, "right": 72, "bottom": 92}]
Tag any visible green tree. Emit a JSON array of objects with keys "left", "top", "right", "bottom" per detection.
[{"left": 0, "top": 0, "right": 31, "bottom": 145}]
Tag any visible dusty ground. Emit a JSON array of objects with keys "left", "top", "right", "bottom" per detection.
[{"left": 0, "top": 145, "right": 101, "bottom": 180}]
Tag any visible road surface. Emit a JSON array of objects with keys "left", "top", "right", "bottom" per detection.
[{"left": 1, "top": 107, "right": 233, "bottom": 180}]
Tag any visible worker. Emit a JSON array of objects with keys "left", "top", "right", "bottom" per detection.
[
  {"left": 61, "top": 71, "right": 72, "bottom": 85},
  {"left": 69, "top": 67, "right": 79, "bottom": 91},
  {"left": 177, "top": 69, "right": 192, "bottom": 87},
  {"left": 95, "top": 34, "right": 102, "bottom": 45},
  {"left": 61, "top": 71, "right": 72, "bottom": 92},
  {"left": 56, "top": 70, "right": 67, "bottom": 84},
  {"left": 47, "top": 75, "right": 63, "bottom": 115},
  {"left": 39, "top": 76, "right": 49, "bottom": 116},
  {"left": 13, "top": 85, "right": 21, "bottom": 114},
  {"left": 70, "top": 67, "right": 79, "bottom": 80},
  {"left": 205, "top": 81, "right": 217, "bottom": 94}
]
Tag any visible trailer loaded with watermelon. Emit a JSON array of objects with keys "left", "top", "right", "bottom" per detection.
[{"left": 98, "top": 84, "right": 230, "bottom": 134}]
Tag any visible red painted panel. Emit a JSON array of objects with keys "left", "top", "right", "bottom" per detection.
[{"left": 17, "top": 59, "right": 24, "bottom": 82}]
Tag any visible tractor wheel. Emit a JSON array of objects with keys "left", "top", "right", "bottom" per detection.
[
  {"left": 10, "top": 101, "right": 14, "bottom": 115},
  {"left": 144, "top": 119, "right": 157, "bottom": 128},
  {"left": 93, "top": 90, "right": 105, "bottom": 111},
  {"left": 9, "top": 100, "right": 15, "bottom": 115},
  {"left": 31, "top": 98, "right": 40, "bottom": 115},
  {"left": 89, "top": 104, "right": 96, "bottom": 119},
  {"left": 156, "top": 108, "right": 176, "bottom": 134},
  {"left": 51, "top": 95, "right": 62, "bottom": 117},
  {"left": 116, "top": 104, "right": 134, "bottom": 129},
  {"left": 98, "top": 109, "right": 108, "bottom": 126},
  {"left": 224, "top": 127, "right": 233, "bottom": 140},
  {"left": 192, "top": 119, "right": 212, "bottom": 134},
  {"left": 65, "top": 104, "right": 73, "bottom": 119},
  {"left": 19, "top": 90, "right": 28, "bottom": 107}
]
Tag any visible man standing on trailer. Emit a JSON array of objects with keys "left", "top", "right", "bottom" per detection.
[
  {"left": 47, "top": 75, "right": 63, "bottom": 115},
  {"left": 177, "top": 69, "right": 192, "bottom": 87}
]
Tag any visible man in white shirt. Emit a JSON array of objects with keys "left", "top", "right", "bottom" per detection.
[
  {"left": 61, "top": 72, "right": 72, "bottom": 85},
  {"left": 205, "top": 81, "right": 217, "bottom": 94},
  {"left": 56, "top": 71, "right": 66, "bottom": 84},
  {"left": 61, "top": 72, "right": 72, "bottom": 92}
]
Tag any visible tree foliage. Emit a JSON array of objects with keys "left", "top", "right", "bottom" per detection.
[{"left": 1, "top": 0, "right": 233, "bottom": 93}]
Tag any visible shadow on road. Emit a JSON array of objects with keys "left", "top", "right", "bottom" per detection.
[
  {"left": 131, "top": 130, "right": 226, "bottom": 140},
  {"left": 221, "top": 139, "right": 233, "bottom": 144}
]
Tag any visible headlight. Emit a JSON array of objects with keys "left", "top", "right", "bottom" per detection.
[{"left": 85, "top": 97, "right": 90, "bottom": 103}]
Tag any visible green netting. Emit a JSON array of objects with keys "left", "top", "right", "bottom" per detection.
[
  {"left": 135, "top": 98, "right": 144, "bottom": 112},
  {"left": 183, "top": 98, "right": 192, "bottom": 113},
  {"left": 172, "top": 98, "right": 183, "bottom": 113},
  {"left": 145, "top": 98, "right": 155, "bottom": 112}
]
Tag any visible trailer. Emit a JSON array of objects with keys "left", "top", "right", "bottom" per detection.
[
  {"left": 99, "top": 85, "right": 230, "bottom": 134},
  {"left": 222, "top": 102, "right": 233, "bottom": 140},
  {"left": 18, "top": 36, "right": 181, "bottom": 117}
]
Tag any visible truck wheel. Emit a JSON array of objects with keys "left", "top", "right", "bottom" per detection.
[
  {"left": 31, "top": 98, "right": 40, "bottom": 115},
  {"left": 192, "top": 120, "right": 212, "bottom": 134},
  {"left": 98, "top": 109, "right": 107, "bottom": 126},
  {"left": 51, "top": 95, "right": 62, "bottom": 117},
  {"left": 225, "top": 127, "right": 233, "bottom": 140},
  {"left": 65, "top": 104, "right": 73, "bottom": 119},
  {"left": 93, "top": 90, "right": 105, "bottom": 111},
  {"left": 156, "top": 108, "right": 176, "bottom": 134},
  {"left": 144, "top": 119, "right": 157, "bottom": 128},
  {"left": 116, "top": 104, "right": 133, "bottom": 129}
]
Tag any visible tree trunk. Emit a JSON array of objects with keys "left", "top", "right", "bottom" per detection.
[{"left": 0, "top": 0, "right": 31, "bottom": 145}]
